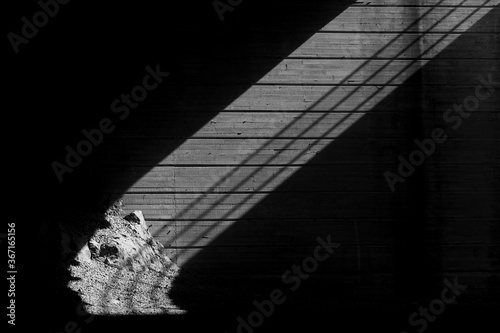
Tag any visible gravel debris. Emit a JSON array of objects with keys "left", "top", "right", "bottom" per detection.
[{"left": 68, "top": 258, "right": 186, "bottom": 315}]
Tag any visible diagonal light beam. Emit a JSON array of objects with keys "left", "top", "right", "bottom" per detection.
[{"left": 125, "top": 0, "right": 498, "bottom": 265}]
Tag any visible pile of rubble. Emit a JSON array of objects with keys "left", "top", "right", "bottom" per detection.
[{"left": 39, "top": 210, "right": 183, "bottom": 315}]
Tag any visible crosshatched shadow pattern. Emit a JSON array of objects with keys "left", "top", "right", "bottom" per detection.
[{"left": 5, "top": 1, "right": 499, "bottom": 332}]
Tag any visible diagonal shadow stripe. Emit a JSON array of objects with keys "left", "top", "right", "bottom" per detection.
[
  {"left": 169, "top": 6, "right": 498, "bottom": 317},
  {"left": 101, "top": 0, "right": 498, "bottom": 314},
  {"left": 151, "top": 0, "right": 494, "bottom": 255}
]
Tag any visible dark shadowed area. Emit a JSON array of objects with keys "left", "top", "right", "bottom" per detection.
[{"left": 4, "top": 1, "right": 498, "bottom": 333}]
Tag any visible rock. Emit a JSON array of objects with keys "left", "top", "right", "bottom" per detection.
[
  {"left": 88, "top": 239, "right": 100, "bottom": 259},
  {"left": 75, "top": 243, "right": 92, "bottom": 263},
  {"left": 124, "top": 211, "right": 151, "bottom": 241},
  {"left": 39, "top": 210, "right": 177, "bottom": 273},
  {"left": 123, "top": 211, "right": 145, "bottom": 224},
  {"left": 88, "top": 211, "right": 178, "bottom": 273}
]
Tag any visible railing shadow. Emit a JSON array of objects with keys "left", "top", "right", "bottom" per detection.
[
  {"left": 164, "top": 5, "right": 499, "bottom": 332},
  {"left": 9, "top": 1, "right": 498, "bottom": 332}
]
